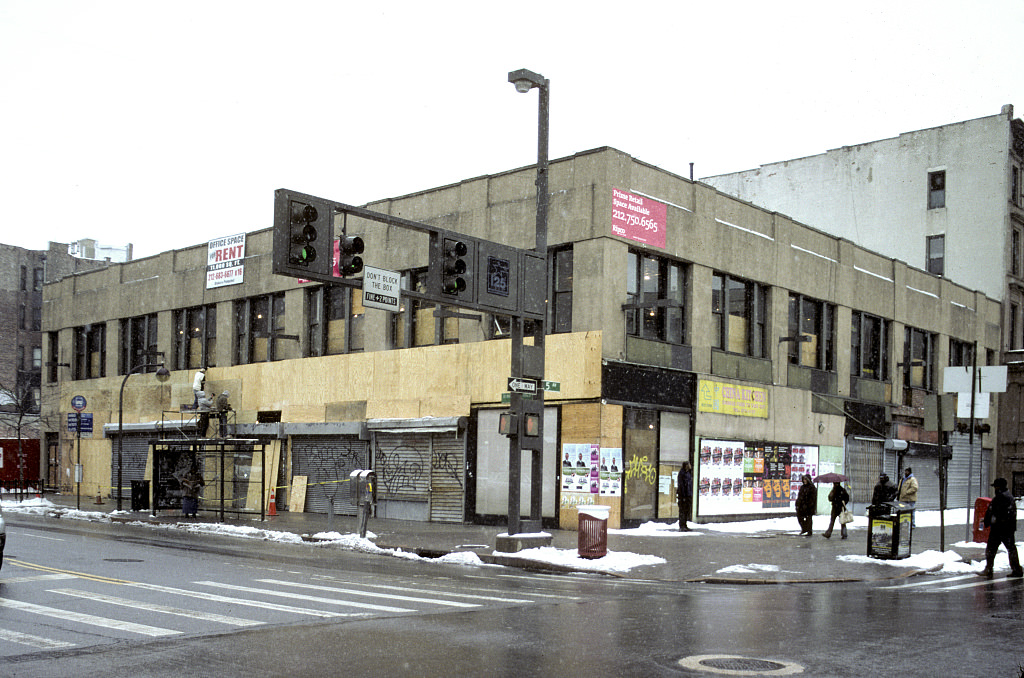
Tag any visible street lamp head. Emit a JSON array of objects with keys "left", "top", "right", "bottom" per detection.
[
  {"left": 155, "top": 366, "right": 171, "bottom": 383},
  {"left": 508, "top": 68, "right": 546, "bottom": 93}
]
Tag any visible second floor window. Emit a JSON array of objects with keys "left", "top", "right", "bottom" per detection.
[
  {"left": 74, "top": 323, "right": 106, "bottom": 380},
  {"left": 173, "top": 305, "right": 217, "bottom": 370},
  {"left": 712, "top": 272, "right": 767, "bottom": 357},
  {"left": 235, "top": 293, "right": 285, "bottom": 364},
  {"left": 851, "top": 311, "right": 890, "bottom": 381},
  {"left": 309, "top": 285, "right": 364, "bottom": 356},
  {"left": 787, "top": 293, "right": 836, "bottom": 371},
  {"left": 625, "top": 251, "right": 687, "bottom": 344},
  {"left": 552, "top": 247, "right": 573, "bottom": 334},
  {"left": 904, "top": 326, "right": 937, "bottom": 391},
  {"left": 120, "top": 314, "right": 159, "bottom": 374},
  {"left": 949, "top": 338, "right": 974, "bottom": 367}
]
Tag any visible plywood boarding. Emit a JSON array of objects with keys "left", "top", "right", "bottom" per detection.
[{"left": 288, "top": 475, "right": 307, "bottom": 513}]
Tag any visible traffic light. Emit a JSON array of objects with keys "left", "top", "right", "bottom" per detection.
[
  {"left": 290, "top": 202, "right": 319, "bottom": 266},
  {"left": 338, "top": 234, "right": 364, "bottom": 277},
  {"left": 442, "top": 238, "right": 468, "bottom": 295},
  {"left": 273, "top": 189, "right": 332, "bottom": 280}
]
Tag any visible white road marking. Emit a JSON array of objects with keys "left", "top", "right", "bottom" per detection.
[
  {"left": 257, "top": 579, "right": 481, "bottom": 608},
  {"left": 51, "top": 588, "right": 264, "bottom": 627},
  {"left": 0, "top": 628, "right": 76, "bottom": 649},
  {"left": 0, "top": 597, "right": 179, "bottom": 637},
  {"left": 125, "top": 581, "right": 355, "bottom": 618},
  {"left": 194, "top": 581, "right": 414, "bottom": 613}
]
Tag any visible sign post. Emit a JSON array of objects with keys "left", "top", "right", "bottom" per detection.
[{"left": 71, "top": 395, "right": 86, "bottom": 509}]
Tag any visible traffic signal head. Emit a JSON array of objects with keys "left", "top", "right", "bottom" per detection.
[
  {"left": 443, "top": 238, "right": 468, "bottom": 295},
  {"left": 289, "top": 201, "right": 319, "bottom": 266},
  {"left": 273, "top": 190, "right": 333, "bottom": 280},
  {"left": 338, "top": 235, "right": 364, "bottom": 277}
]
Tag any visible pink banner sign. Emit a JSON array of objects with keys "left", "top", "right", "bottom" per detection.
[{"left": 612, "top": 188, "right": 667, "bottom": 248}]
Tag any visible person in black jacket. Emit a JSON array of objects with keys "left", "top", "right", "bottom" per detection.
[
  {"left": 676, "top": 461, "right": 693, "bottom": 531},
  {"left": 981, "top": 478, "right": 1022, "bottom": 578},
  {"left": 822, "top": 481, "right": 851, "bottom": 539},
  {"left": 870, "top": 473, "right": 898, "bottom": 505},
  {"left": 795, "top": 474, "right": 817, "bottom": 536}
]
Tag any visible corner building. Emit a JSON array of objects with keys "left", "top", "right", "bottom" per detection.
[{"left": 41, "top": 147, "right": 1001, "bottom": 527}]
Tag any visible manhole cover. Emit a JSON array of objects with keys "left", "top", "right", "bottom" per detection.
[
  {"left": 678, "top": 654, "right": 804, "bottom": 675},
  {"left": 703, "top": 658, "right": 786, "bottom": 671}
]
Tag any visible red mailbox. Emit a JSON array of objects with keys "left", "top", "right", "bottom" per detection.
[{"left": 972, "top": 496, "right": 992, "bottom": 543}]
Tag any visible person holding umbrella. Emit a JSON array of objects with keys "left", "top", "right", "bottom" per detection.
[{"left": 822, "top": 480, "right": 851, "bottom": 539}]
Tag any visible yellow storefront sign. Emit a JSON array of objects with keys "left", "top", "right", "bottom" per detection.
[{"left": 698, "top": 380, "right": 768, "bottom": 418}]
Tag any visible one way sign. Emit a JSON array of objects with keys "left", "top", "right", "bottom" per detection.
[{"left": 507, "top": 377, "right": 539, "bottom": 394}]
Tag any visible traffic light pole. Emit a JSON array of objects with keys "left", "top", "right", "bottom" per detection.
[{"left": 506, "top": 69, "right": 549, "bottom": 537}]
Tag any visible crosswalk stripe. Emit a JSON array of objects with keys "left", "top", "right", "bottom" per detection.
[
  {"left": 195, "top": 581, "right": 414, "bottom": 613},
  {"left": 257, "top": 579, "right": 481, "bottom": 608},
  {"left": 125, "top": 582, "right": 356, "bottom": 618},
  {"left": 0, "top": 574, "right": 78, "bottom": 585},
  {"left": 50, "top": 588, "right": 264, "bottom": 627},
  {"left": 0, "top": 597, "right": 179, "bottom": 637},
  {"left": 934, "top": 578, "right": 1021, "bottom": 591},
  {"left": 0, "top": 628, "right": 76, "bottom": 650},
  {"left": 317, "top": 578, "right": 542, "bottom": 604},
  {"left": 878, "top": 574, "right": 976, "bottom": 590}
]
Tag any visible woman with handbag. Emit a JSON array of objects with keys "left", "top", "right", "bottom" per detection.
[{"left": 823, "top": 481, "right": 851, "bottom": 539}]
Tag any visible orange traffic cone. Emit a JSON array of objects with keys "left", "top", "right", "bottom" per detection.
[
  {"left": 95, "top": 489, "right": 104, "bottom": 505},
  {"left": 267, "top": 489, "right": 277, "bottom": 516}
]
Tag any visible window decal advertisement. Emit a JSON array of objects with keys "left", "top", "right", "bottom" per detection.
[
  {"left": 698, "top": 439, "right": 818, "bottom": 516},
  {"left": 612, "top": 188, "right": 667, "bottom": 249}
]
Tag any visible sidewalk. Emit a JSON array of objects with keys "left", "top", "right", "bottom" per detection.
[{"left": 11, "top": 493, "right": 990, "bottom": 584}]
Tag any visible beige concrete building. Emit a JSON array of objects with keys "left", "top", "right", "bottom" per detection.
[
  {"left": 41, "top": 147, "right": 1001, "bottom": 527},
  {"left": 704, "top": 105, "right": 1024, "bottom": 494}
]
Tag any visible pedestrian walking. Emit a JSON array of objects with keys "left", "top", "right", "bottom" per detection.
[
  {"left": 795, "top": 474, "right": 817, "bottom": 536},
  {"left": 871, "top": 473, "right": 897, "bottom": 505},
  {"left": 898, "top": 467, "right": 919, "bottom": 526},
  {"left": 980, "top": 477, "right": 1022, "bottom": 578},
  {"left": 676, "top": 461, "right": 693, "bottom": 531},
  {"left": 822, "top": 481, "right": 851, "bottom": 539}
]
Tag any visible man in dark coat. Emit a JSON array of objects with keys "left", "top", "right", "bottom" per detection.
[
  {"left": 676, "top": 462, "right": 693, "bottom": 531},
  {"left": 871, "top": 473, "right": 898, "bottom": 505},
  {"left": 795, "top": 474, "right": 817, "bottom": 536},
  {"left": 981, "top": 478, "right": 1022, "bottom": 578}
]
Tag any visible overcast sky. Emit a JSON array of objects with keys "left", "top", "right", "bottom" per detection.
[{"left": 1, "top": 1, "right": 1021, "bottom": 259}]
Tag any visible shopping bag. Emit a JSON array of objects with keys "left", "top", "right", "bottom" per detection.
[{"left": 838, "top": 505, "right": 854, "bottom": 525}]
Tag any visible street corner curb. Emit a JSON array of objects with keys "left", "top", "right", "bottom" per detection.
[{"left": 481, "top": 552, "right": 624, "bottom": 576}]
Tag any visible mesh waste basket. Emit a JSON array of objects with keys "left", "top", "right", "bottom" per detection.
[{"left": 577, "top": 505, "right": 610, "bottom": 559}]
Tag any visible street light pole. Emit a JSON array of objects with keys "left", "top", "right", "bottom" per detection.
[
  {"left": 507, "top": 68, "right": 549, "bottom": 536},
  {"left": 117, "top": 361, "right": 170, "bottom": 510}
]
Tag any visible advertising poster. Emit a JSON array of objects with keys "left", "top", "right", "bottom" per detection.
[
  {"left": 561, "top": 443, "right": 600, "bottom": 493},
  {"left": 599, "top": 448, "right": 622, "bottom": 496},
  {"left": 698, "top": 438, "right": 818, "bottom": 516},
  {"left": 611, "top": 188, "right": 667, "bottom": 249},
  {"left": 206, "top": 233, "right": 246, "bottom": 289}
]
